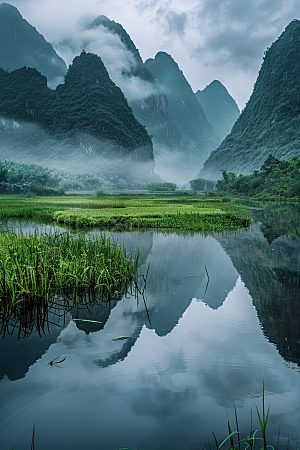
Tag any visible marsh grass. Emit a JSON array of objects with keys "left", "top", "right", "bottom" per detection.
[
  {"left": 211, "top": 384, "right": 297, "bottom": 450},
  {"left": 0, "top": 230, "right": 138, "bottom": 317},
  {"left": 0, "top": 195, "right": 251, "bottom": 232}
]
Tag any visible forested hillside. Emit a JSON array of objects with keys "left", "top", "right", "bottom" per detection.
[
  {"left": 0, "top": 51, "right": 153, "bottom": 158},
  {"left": 195, "top": 80, "right": 240, "bottom": 144},
  {"left": 145, "top": 52, "right": 218, "bottom": 182},
  {"left": 0, "top": 159, "right": 106, "bottom": 194},
  {"left": 0, "top": 3, "right": 66, "bottom": 87},
  {"left": 216, "top": 154, "right": 300, "bottom": 200},
  {"left": 199, "top": 20, "right": 300, "bottom": 180}
]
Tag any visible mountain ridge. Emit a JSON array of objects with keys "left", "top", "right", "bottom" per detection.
[
  {"left": 144, "top": 51, "right": 218, "bottom": 182},
  {"left": 195, "top": 80, "right": 240, "bottom": 144},
  {"left": 0, "top": 2, "right": 67, "bottom": 87},
  {"left": 199, "top": 19, "right": 300, "bottom": 180}
]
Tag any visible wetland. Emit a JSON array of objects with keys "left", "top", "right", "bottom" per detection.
[{"left": 0, "top": 197, "right": 299, "bottom": 450}]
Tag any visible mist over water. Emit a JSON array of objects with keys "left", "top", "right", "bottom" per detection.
[
  {"left": 0, "top": 114, "right": 206, "bottom": 188},
  {"left": 0, "top": 117, "right": 157, "bottom": 189},
  {"left": 151, "top": 140, "right": 205, "bottom": 186}
]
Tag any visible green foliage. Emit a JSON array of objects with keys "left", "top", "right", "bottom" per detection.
[
  {"left": 28, "top": 184, "right": 65, "bottom": 196},
  {"left": 146, "top": 182, "right": 177, "bottom": 192},
  {"left": 213, "top": 384, "right": 274, "bottom": 450},
  {"left": 200, "top": 20, "right": 300, "bottom": 179},
  {"left": 95, "top": 189, "right": 105, "bottom": 197},
  {"left": 0, "top": 51, "right": 153, "bottom": 159},
  {"left": 0, "top": 230, "right": 137, "bottom": 313},
  {"left": 0, "top": 195, "right": 251, "bottom": 232},
  {"left": 216, "top": 154, "right": 300, "bottom": 200},
  {"left": 189, "top": 178, "right": 216, "bottom": 191},
  {"left": 0, "top": 159, "right": 105, "bottom": 194}
]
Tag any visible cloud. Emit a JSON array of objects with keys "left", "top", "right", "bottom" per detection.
[
  {"left": 56, "top": 23, "right": 158, "bottom": 102},
  {"left": 5, "top": 0, "right": 300, "bottom": 109},
  {"left": 191, "top": 0, "right": 296, "bottom": 70},
  {"left": 155, "top": 6, "right": 188, "bottom": 36}
]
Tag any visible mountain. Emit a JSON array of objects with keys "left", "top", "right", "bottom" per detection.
[
  {"left": 59, "top": 16, "right": 218, "bottom": 184},
  {"left": 0, "top": 51, "right": 153, "bottom": 156},
  {"left": 0, "top": 51, "right": 155, "bottom": 187},
  {"left": 199, "top": 20, "right": 300, "bottom": 180},
  {"left": 89, "top": 15, "right": 153, "bottom": 82},
  {"left": 144, "top": 52, "right": 218, "bottom": 182},
  {"left": 84, "top": 17, "right": 187, "bottom": 182},
  {"left": 0, "top": 3, "right": 67, "bottom": 87},
  {"left": 87, "top": 16, "right": 176, "bottom": 154},
  {"left": 195, "top": 80, "right": 240, "bottom": 144}
]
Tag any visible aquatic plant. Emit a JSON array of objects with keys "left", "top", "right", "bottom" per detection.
[
  {"left": 211, "top": 384, "right": 291, "bottom": 450},
  {"left": 0, "top": 230, "right": 138, "bottom": 315},
  {"left": 0, "top": 194, "right": 251, "bottom": 232}
]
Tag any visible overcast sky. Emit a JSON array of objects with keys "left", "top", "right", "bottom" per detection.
[{"left": 7, "top": 0, "right": 300, "bottom": 109}]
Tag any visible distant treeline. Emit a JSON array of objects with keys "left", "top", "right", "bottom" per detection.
[
  {"left": 146, "top": 182, "right": 177, "bottom": 192},
  {"left": 189, "top": 178, "right": 216, "bottom": 191},
  {"left": 216, "top": 154, "right": 300, "bottom": 200},
  {"left": 0, "top": 160, "right": 103, "bottom": 195}
]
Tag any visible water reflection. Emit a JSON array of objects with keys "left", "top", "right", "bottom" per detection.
[
  {"left": 0, "top": 205, "right": 300, "bottom": 450},
  {"left": 216, "top": 221, "right": 300, "bottom": 367}
]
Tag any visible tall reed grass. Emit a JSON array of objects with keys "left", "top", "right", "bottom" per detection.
[
  {"left": 0, "top": 230, "right": 138, "bottom": 316},
  {"left": 211, "top": 384, "right": 297, "bottom": 450}
]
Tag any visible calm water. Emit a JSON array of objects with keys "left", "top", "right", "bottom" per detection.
[{"left": 0, "top": 203, "right": 300, "bottom": 450}]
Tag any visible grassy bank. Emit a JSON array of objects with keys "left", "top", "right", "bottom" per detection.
[
  {"left": 0, "top": 194, "right": 251, "bottom": 232},
  {"left": 0, "top": 230, "right": 137, "bottom": 315}
]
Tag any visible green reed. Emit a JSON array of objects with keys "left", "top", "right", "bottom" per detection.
[
  {"left": 0, "top": 230, "right": 138, "bottom": 314},
  {"left": 211, "top": 383, "right": 295, "bottom": 450}
]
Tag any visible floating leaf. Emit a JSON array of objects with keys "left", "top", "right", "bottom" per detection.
[{"left": 112, "top": 336, "right": 128, "bottom": 341}]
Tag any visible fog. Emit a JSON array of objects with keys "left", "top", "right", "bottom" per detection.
[
  {"left": 53, "top": 24, "right": 202, "bottom": 187},
  {"left": 151, "top": 140, "right": 207, "bottom": 187},
  {"left": 56, "top": 23, "right": 158, "bottom": 103},
  {"left": 0, "top": 117, "right": 158, "bottom": 191}
]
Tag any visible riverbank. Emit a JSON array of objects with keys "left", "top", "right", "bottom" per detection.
[{"left": 0, "top": 194, "right": 251, "bottom": 232}]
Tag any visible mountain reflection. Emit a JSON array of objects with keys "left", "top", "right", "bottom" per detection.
[
  {"left": 2, "top": 202, "right": 299, "bottom": 382},
  {"left": 216, "top": 203, "right": 300, "bottom": 367},
  {"left": 0, "top": 230, "right": 240, "bottom": 380}
]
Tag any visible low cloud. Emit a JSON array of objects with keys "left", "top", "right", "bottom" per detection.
[
  {"left": 135, "top": 0, "right": 300, "bottom": 107},
  {"left": 56, "top": 23, "right": 158, "bottom": 102},
  {"left": 6, "top": 0, "right": 300, "bottom": 109}
]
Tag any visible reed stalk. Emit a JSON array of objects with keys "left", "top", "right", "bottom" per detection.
[{"left": 0, "top": 230, "right": 138, "bottom": 316}]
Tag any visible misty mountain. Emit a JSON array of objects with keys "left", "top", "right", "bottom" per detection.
[
  {"left": 58, "top": 16, "right": 218, "bottom": 184},
  {"left": 86, "top": 16, "right": 175, "bottom": 146},
  {"left": 199, "top": 20, "right": 300, "bottom": 180},
  {"left": 195, "top": 80, "right": 240, "bottom": 145},
  {"left": 0, "top": 3, "right": 67, "bottom": 87},
  {"left": 0, "top": 51, "right": 153, "bottom": 156},
  {"left": 0, "top": 51, "right": 156, "bottom": 188},
  {"left": 80, "top": 16, "right": 184, "bottom": 182},
  {"left": 89, "top": 15, "right": 154, "bottom": 83},
  {"left": 144, "top": 52, "right": 218, "bottom": 182}
]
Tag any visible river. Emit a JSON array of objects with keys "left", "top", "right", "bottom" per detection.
[{"left": 0, "top": 203, "right": 299, "bottom": 450}]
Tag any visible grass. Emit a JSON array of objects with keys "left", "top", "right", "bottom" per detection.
[
  {"left": 211, "top": 384, "right": 296, "bottom": 450},
  {"left": 0, "top": 194, "right": 251, "bottom": 232},
  {"left": 0, "top": 230, "right": 138, "bottom": 316}
]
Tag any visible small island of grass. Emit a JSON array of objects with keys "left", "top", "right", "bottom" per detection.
[{"left": 0, "top": 193, "right": 251, "bottom": 232}]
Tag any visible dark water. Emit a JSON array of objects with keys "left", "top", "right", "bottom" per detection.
[{"left": 0, "top": 203, "right": 300, "bottom": 450}]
